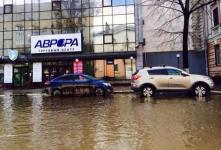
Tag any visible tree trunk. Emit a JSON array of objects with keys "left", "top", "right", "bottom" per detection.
[{"left": 182, "top": 14, "right": 189, "bottom": 71}]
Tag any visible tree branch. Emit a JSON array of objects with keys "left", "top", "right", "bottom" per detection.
[
  {"left": 155, "top": 5, "right": 183, "bottom": 13},
  {"left": 157, "top": 14, "right": 183, "bottom": 29},
  {"left": 190, "top": 0, "right": 216, "bottom": 14},
  {"left": 177, "top": 0, "right": 185, "bottom": 11},
  {"left": 155, "top": 29, "right": 183, "bottom": 35}
]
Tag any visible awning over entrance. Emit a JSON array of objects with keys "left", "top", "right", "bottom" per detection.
[
  {"left": 28, "top": 51, "right": 137, "bottom": 62},
  {"left": 0, "top": 51, "right": 137, "bottom": 63}
]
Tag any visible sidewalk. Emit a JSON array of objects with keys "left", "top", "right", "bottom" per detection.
[{"left": 0, "top": 82, "right": 220, "bottom": 96}]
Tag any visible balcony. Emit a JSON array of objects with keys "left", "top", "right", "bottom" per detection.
[{"left": 209, "top": 25, "right": 221, "bottom": 39}]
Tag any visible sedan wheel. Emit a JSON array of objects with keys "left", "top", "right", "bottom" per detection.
[
  {"left": 94, "top": 88, "right": 104, "bottom": 96},
  {"left": 52, "top": 89, "right": 61, "bottom": 97},
  {"left": 194, "top": 84, "right": 208, "bottom": 97},
  {"left": 142, "top": 86, "right": 155, "bottom": 97}
]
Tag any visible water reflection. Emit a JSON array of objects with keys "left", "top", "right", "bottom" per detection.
[{"left": 0, "top": 94, "right": 220, "bottom": 150}]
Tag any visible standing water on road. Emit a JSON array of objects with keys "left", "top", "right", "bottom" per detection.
[{"left": 0, "top": 93, "right": 221, "bottom": 150}]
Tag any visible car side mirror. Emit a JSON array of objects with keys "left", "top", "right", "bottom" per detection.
[{"left": 181, "top": 72, "right": 189, "bottom": 77}]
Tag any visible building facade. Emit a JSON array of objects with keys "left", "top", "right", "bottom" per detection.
[
  {"left": 140, "top": 0, "right": 207, "bottom": 75},
  {"left": 206, "top": 0, "right": 221, "bottom": 79},
  {"left": 0, "top": 0, "right": 137, "bottom": 87}
]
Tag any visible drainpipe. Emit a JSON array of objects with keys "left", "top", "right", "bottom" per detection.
[
  {"left": 135, "top": 0, "right": 144, "bottom": 70},
  {"left": 202, "top": 5, "right": 209, "bottom": 76}
]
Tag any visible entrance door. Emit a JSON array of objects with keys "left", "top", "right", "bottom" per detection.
[
  {"left": 13, "top": 67, "right": 29, "bottom": 87},
  {"left": 106, "top": 59, "right": 114, "bottom": 80},
  {"left": 106, "top": 64, "right": 114, "bottom": 78}
]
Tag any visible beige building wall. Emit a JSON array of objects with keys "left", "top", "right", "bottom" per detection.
[{"left": 141, "top": 0, "right": 203, "bottom": 53}]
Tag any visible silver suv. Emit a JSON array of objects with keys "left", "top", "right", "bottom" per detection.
[{"left": 131, "top": 66, "right": 214, "bottom": 97}]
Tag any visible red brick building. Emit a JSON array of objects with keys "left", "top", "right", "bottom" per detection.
[{"left": 207, "top": 1, "right": 221, "bottom": 79}]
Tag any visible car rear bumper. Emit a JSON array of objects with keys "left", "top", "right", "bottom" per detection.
[{"left": 131, "top": 82, "right": 140, "bottom": 92}]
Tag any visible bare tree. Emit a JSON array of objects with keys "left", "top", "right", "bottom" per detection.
[{"left": 143, "top": 0, "right": 216, "bottom": 71}]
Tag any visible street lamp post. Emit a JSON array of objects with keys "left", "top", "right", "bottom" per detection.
[
  {"left": 75, "top": 58, "right": 79, "bottom": 73},
  {"left": 176, "top": 54, "right": 180, "bottom": 68},
  {"left": 130, "top": 56, "right": 134, "bottom": 76}
]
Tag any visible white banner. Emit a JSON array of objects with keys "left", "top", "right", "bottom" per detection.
[
  {"left": 33, "top": 62, "right": 42, "bottom": 82},
  {"left": 4, "top": 64, "right": 13, "bottom": 83},
  {"left": 31, "top": 33, "right": 82, "bottom": 54}
]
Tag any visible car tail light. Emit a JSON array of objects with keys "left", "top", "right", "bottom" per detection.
[
  {"left": 132, "top": 75, "right": 141, "bottom": 80},
  {"left": 44, "top": 81, "right": 50, "bottom": 86}
]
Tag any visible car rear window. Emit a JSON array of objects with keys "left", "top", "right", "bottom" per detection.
[{"left": 148, "top": 69, "right": 168, "bottom": 75}]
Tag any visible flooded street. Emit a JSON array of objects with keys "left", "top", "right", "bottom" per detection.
[{"left": 0, "top": 93, "right": 221, "bottom": 150}]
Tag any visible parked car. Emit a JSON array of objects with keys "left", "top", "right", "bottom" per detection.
[
  {"left": 44, "top": 74, "right": 113, "bottom": 96},
  {"left": 131, "top": 66, "right": 214, "bottom": 97}
]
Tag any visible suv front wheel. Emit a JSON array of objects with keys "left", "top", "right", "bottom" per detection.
[
  {"left": 192, "top": 83, "right": 209, "bottom": 97},
  {"left": 141, "top": 85, "right": 155, "bottom": 97}
]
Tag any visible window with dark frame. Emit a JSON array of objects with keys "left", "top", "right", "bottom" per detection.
[
  {"left": 114, "top": 64, "right": 118, "bottom": 71},
  {"left": 148, "top": 69, "right": 168, "bottom": 75},
  {"left": 166, "top": 69, "right": 182, "bottom": 75},
  {"left": 104, "top": 34, "right": 113, "bottom": 44},
  {"left": 4, "top": 5, "right": 13, "bottom": 14},
  {"left": 213, "top": 7, "right": 219, "bottom": 27},
  {"left": 103, "top": 0, "right": 112, "bottom": 6},
  {"left": 52, "top": 1, "right": 61, "bottom": 11},
  {"left": 215, "top": 44, "right": 221, "bottom": 65}
]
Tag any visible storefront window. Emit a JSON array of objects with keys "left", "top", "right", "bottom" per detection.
[
  {"left": 0, "top": 0, "right": 136, "bottom": 83},
  {"left": 90, "top": 0, "right": 102, "bottom": 8},
  {"left": 4, "top": 40, "right": 12, "bottom": 49},
  {"left": 113, "top": 0, "right": 125, "bottom": 6},
  {"left": 82, "top": 0, "right": 90, "bottom": 8},
  {"left": 0, "top": 1, "right": 3, "bottom": 14},
  {"left": 125, "top": 58, "right": 135, "bottom": 79},
  {"left": 113, "top": 6, "right": 126, "bottom": 15},
  {"left": 40, "top": 0, "right": 51, "bottom": 11},
  {"left": 94, "top": 60, "right": 105, "bottom": 78},
  {"left": 93, "top": 44, "right": 103, "bottom": 53},
  {"left": 42, "top": 61, "right": 72, "bottom": 82},
  {"left": 4, "top": 5, "right": 13, "bottom": 14},
  {"left": 0, "top": 33, "right": 3, "bottom": 49},
  {"left": 13, "top": 0, "right": 24, "bottom": 13},
  {"left": 13, "top": 31, "right": 24, "bottom": 48},
  {"left": 114, "top": 43, "right": 127, "bottom": 52},
  {"left": 0, "top": 65, "right": 3, "bottom": 84},
  {"left": 0, "top": 23, "right": 2, "bottom": 32},
  {"left": 103, "top": 0, "right": 111, "bottom": 6},
  {"left": 104, "top": 44, "right": 113, "bottom": 52},
  {"left": 113, "top": 25, "right": 127, "bottom": 43},
  {"left": 25, "top": 0, "right": 32, "bottom": 12},
  {"left": 114, "top": 59, "right": 126, "bottom": 79}
]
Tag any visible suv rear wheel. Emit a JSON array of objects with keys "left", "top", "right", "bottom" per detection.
[
  {"left": 192, "top": 84, "right": 209, "bottom": 97},
  {"left": 141, "top": 85, "right": 155, "bottom": 97}
]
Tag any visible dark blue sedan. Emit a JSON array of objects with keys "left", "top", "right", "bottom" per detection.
[{"left": 44, "top": 74, "right": 113, "bottom": 96}]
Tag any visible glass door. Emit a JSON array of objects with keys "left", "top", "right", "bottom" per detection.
[{"left": 13, "top": 67, "right": 29, "bottom": 87}]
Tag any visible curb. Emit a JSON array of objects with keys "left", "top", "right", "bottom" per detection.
[
  {"left": 211, "top": 90, "right": 221, "bottom": 94},
  {"left": 0, "top": 90, "right": 220, "bottom": 97},
  {"left": 114, "top": 90, "right": 133, "bottom": 94}
]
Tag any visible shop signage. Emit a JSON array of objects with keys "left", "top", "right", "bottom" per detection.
[
  {"left": 4, "top": 64, "right": 13, "bottom": 83},
  {"left": 31, "top": 33, "right": 82, "bottom": 54},
  {"left": 73, "top": 60, "right": 83, "bottom": 74},
  {"left": 33, "top": 62, "right": 42, "bottom": 82},
  {"left": 8, "top": 49, "right": 18, "bottom": 61}
]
